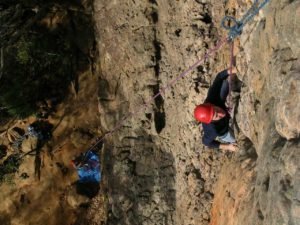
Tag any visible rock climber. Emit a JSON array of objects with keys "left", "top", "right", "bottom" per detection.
[{"left": 194, "top": 68, "right": 238, "bottom": 152}]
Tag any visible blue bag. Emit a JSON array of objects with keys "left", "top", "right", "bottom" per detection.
[{"left": 76, "top": 150, "right": 101, "bottom": 183}]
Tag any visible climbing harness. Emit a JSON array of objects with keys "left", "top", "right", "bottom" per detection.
[
  {"left": 87, "top": 0, "right": 271, "bottom": 151},
  {"left": 221, "top": 0, "right": 271, "bottom": 41}
]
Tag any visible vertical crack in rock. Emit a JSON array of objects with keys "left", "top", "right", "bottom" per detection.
[
  {"left": 263, "top": 176, "right": 270, "bottom": 192},
  {"left": 152, "top": 38, "right": 166, "bottom": 134},
  {"left": 150, "top": 11, "right": 158, "bottom": 24},
  {"left": 149, "top": 84, "right": 166, "bottom": 134},
  {"left": 153, "top": 39, "right": 161, "bottom": 78},
  {"left": 150, "top": 3, "right": 165, "bottom": 134}
]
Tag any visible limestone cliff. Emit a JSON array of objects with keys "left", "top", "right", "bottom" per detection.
[
  {"left": 93, "top": 0, "right": 300, "bottom": 224},
  {"left": 211, "top": 1, "right": 300, "bottom": 225},
  {"left": 94, "top": 0, "right": 222, "bottom": 224},
  {"left": 0, "top": 0, "right": 299, "bottom": 225}
]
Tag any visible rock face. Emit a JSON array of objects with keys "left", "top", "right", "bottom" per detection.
[
  {"left": 94, "top": 0, "right": 223, "bottom": 224},
  {"left": 21, "top": 136, "right": 38, "bottom": 153},
  {"left": 0, "top": 0, "right": 298, "bottom": 225},
  {"left": 210, "top": 1, "right": 300, "bottom": 225},
  {"left": 94, "top": 0, "right": 300, "bottom": 225}
]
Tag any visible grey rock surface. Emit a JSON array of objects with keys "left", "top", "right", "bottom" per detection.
[
  {"left": 94, "top": 0, "right": 222, "bottom": 224},
  {"left": 93, "top": 0, "right": 300, "bottom": 224},
  {"left": 210, "top": 1, "right": 300, "bottom": 225}
]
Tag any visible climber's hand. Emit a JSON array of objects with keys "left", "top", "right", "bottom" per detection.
[
  {"left": 227, "top": 143, "right": 238, "bottom": 152},
  {"left": 227, "top": 67, "right": 237, "bottom": 74},
  {"left": 220, "top": 143, "right": 238, "bottom": 152}
]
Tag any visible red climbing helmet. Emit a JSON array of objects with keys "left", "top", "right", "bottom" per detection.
[{"left": 194, "top": 103, "right": 214, "bottom": 124}]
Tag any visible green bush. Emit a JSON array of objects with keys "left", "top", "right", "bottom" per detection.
[
  {"left": 0, "top": 154, "right": 21, "bottom": 184},
  {"left": 0, "top": 3, "right": 94, "bottom": 118},
  {"left": 16, "top": 37, "right": 32, "bottom": 65},
  {"left": 0, "top": 31, "right": 74, "bottom": 118}
]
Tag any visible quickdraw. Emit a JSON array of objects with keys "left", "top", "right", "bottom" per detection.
[{"left": 221, "top": 0, "right": 271, "bottom": 41}]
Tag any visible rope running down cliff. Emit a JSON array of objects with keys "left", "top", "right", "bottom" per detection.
[{"left": 88, "top": 0, "right": 271, "bottom": 151}]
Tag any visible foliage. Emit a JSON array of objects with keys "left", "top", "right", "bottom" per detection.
[
  {"left": 0, "top": 2, "right": 95, "bottom": 118},
  {"left": 16, "top": 37, "right": 33, "bottom": 65},
  {"left": 0, "top": 154, "right": 21, "bottom": 185},
  {"left": 0, "top": 26, "right": 75, "bottom": 118},
  {"left": 2, "top": 174, "right": 16, "bottom": 186}
]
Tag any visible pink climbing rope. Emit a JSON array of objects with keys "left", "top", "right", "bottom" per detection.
[
  {"left": 227, "top": 40, "right": 234, "bottom": 112},
  {"left": 89, "top": 36, "right": 229, "bottom": 150}
]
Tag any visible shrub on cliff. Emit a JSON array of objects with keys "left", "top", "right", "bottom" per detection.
[
  {"left": 0, "top": 31, "right": 76, "bottom": 118},
  {"left": 0, "top": 154, "right": 21, "bottom": 184},
  {"left": 0, "top": 2, "right": 95, "bottom": 118}
]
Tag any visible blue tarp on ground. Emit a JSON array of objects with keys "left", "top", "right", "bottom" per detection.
[{"left": 77, "top": 151, "right": 101, "bottom": 183}]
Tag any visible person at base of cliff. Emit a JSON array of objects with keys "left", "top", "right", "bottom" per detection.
[{"left": 194, "top": 68, "right": 238, "bottom": 152}]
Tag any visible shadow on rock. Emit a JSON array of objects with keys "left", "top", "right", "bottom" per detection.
[
  {"left": 76, "top": 181, "right": 100, "bottom": 199},
  {"left": 103, "top": 133, "right": 176, "bottom": 225}
]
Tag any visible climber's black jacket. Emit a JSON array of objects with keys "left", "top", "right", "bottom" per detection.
[{"left": 202, "top": 70, "right": 230, "bottom": 148}]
